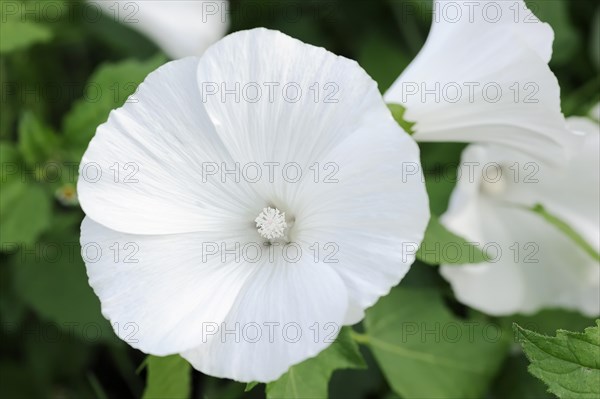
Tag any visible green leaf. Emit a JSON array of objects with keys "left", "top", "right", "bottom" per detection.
[
  {"left": 245, "top": 381, "right": 259, "bottom": 392},
  {"left": 0, "top": 182, "right": 51, "bottom": 246},
  {"left": 387, "top": 103, "right": 415, "bottom": 135},
  {"left": 364, "top": 287, "right": 509, "bottom": 398},
  {"left": 0, "top": 17, "right": 52, "bottom": 54},
  {"left": 0, "top": 141, "right": 19, "bottom": 168},
  {"left": 425, "top": 176, "right": 456, "bottom": 217},
  {"left": 496, "top": 309, "right": 594, "bottom": 399},
  {"left": 528, "top": 204, "right": 600, "bottom": 262},
  {"left": 421, "top": 142, "right": 467, "bottom": 215},
  {"left": 266, "top": 327, "right": 366, "bottom": 399},
  {"left": 11, "top": 212, "right": 117, "bottom": 343},
  {"left": 142, "top": 355, "right": 191, "bottom": 399},
  {"left": 85, "top": 11, "right": 159, "bottom": 59},
  {"left": 0, "top": 176, "right": 51, "bottom": 247},
  {"left": 417, "top": 214, "right": 488, "bottom": 265},
  {"left": 62, "top": 55, "right": 166, "bottom": 160},
  {"left": 491, "top": 354, "right": 554, "bottom": 399},
  {"left": 0, "top": 59, "right": 17, "bottom": 138},
  {"left": 501, "top": 309, "right": 596, "bottom": 337},
  {"left": 18, "top": 111, "right": 59, "bottom": 166},
  {"left": 0, "top": 361, "right": 43, "bottom": 398},
  {"left": 87, "top": 373, "right": 109, "bottom": 399},
  {"left": 515, "top": 320, "right": 600, "bottom": 399}
]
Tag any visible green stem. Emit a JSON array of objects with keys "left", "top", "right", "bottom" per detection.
[{"left": 350, "top": 330, "right": 370, "bottom": 345}]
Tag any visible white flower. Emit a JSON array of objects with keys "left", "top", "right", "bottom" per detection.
[
  {"left": 78, "top": 28, "right": 429, "bottom": 382},
  {"left": 439, "top": 116, "right": 599, "bottom": 316},
  {"left": 383, "top": 0, "right": 598, "bottom": 316},
  {"left": 384, "top": 0, "right": 577, "bottom": 164},
  {"left": 89, "top": 0, "right": 229, "bottom": 58}
]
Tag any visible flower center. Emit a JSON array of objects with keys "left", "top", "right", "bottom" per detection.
[
  {"left": 255, "top": 207, "right": 287, "bottom": 239},
  {"left": 480, "top": 164, "right": 507, "bottom": 196}
]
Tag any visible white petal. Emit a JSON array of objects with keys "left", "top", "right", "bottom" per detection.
[
  {"left": 291, "top": 119, "right": 430, "bottom": 314},
  {"left": 191, "top": 28, "right": 430, "bottom": 321},
  {"left": 525, "top": 117, "right": 599, "bottom": 251},
  {"left": 441, "top": 204, "right": 600, "bottom": 316},
  {"left": 196, "top": 28, "right": 388, "bottom": 187},
  {"left": 343, "top": 298, "right": 366, "bottom": 326},
  {"left": 195, "top": 28, "right": 430, "bottom": 314},
  {"left": 181, "top": 257, "right": 348, "bottom": 382},
  {"left": 467, "top": 121, "right": 598, "bottom": 253},
  {"left": 89, "top": 0, "right": 229, "bottom": 58},
  {"left": 440, "top": 142, "right": 600, "bottom": 316},
  {"left": 81, "top": 217, "right": 260, "bottom": 355},
  {"left": 78, "top": 57, "right": 264, "bottom": 235},
  {"left": 385, "top": 0, "right": 575, "bottom": 165}
]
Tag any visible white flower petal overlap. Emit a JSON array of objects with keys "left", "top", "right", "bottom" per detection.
[{"left": 439, "top": 117, "right": 600, "bottom": 316}]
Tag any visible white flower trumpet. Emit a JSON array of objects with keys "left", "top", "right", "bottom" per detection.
[{"left": 385, "top": 0, "right": 577, "bottom": 165}]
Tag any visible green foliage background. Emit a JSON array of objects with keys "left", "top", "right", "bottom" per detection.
[{"left": 1, "top": 0, "right": 598, "bottom": 398}]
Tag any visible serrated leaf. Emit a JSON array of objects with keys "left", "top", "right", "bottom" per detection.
[
  {"left": 266, "top": 327, "right": 366, "bottom": 399},
  {"left": 18, "top": 111, "right": 59, "bottom": 166},
  {"left": 528, "top": 203, "right": 600, "bottom": 262},
  {"left": 62, "top": 55, "right": 166, "bottom": 160},
  {"left": 364, "top": 287, "right": 509, "bottom": 398},
  {"left": 142, "top": 355, "right": 191, "bottom": 399},
  {"left": 387, "top": 103, "right": 415, "bottom": 135},
  {"left": 497, "top": 308, "right": 594, "bottom": 399},
  {"left": 417, "top": 214, "right": 488, "bottom": 265},
  {"left": 501, "top": 309, "right": 596, "bottom": 337},
  {"left": 515, "top": 321, "right": 600, "bottom": 399},
  {"left": 0, "top": 17, "right": 52, "bottom": 54}
]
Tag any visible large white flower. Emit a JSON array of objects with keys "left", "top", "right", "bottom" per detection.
[
  {"left": 439, "top": 116, "right": 599, "bottom": 316},
  {"left": 384, "top": 0, "right": 576, "bottom": 164},
  {"left": 89, "top": 0, "right": 229, "bottom": 58},
  {"left": 77, "top": 28, "right": 429, "bottom": 382}
]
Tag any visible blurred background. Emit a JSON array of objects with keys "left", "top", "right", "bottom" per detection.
[{"left": 1, "top": 0, "right": 598, "bottom": 398}]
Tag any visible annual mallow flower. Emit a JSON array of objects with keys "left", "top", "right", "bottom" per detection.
[
  {"left": 439, "top": 117, "right": 599, "bottom": 316},
  {"left": 385, "top": 0, "right": 597, "bottom": 316},
  {"left": 89, "top": 0, "right": 229, "bottom": 59},
  {"left": 77, "top": 28, "right": 429, "bottom": 382},
  {"left": 384, "top": 0, "right": 576, "bottom": 164}
]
